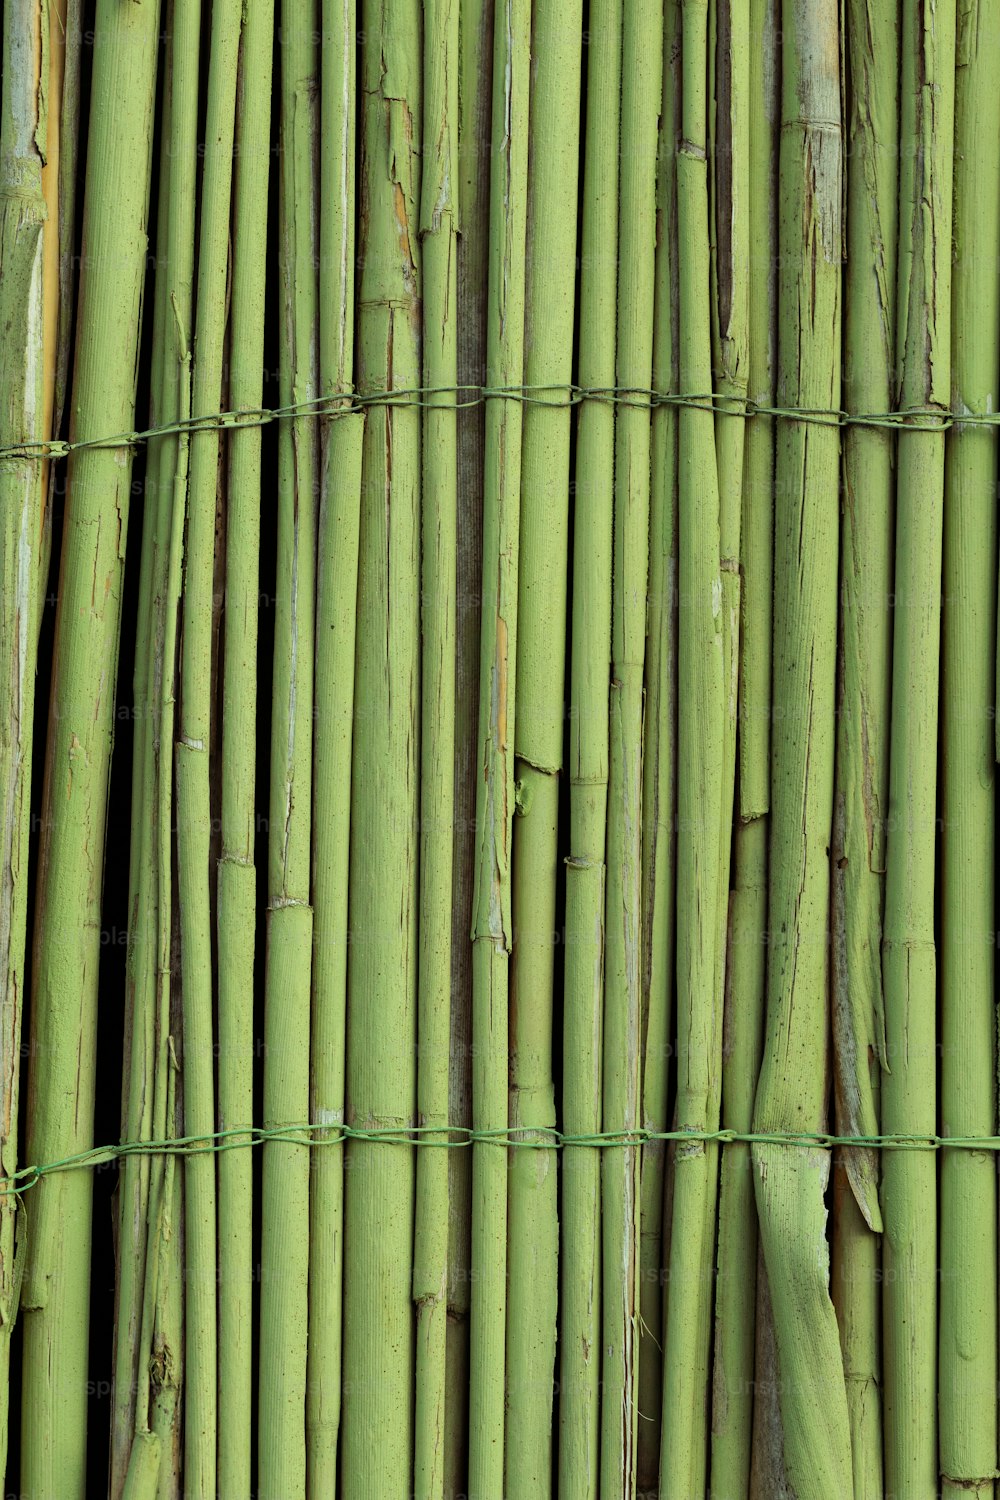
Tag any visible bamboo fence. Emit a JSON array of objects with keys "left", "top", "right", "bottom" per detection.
[{"left": 0, "top": 0, "right": 999, "bottom": 1496}]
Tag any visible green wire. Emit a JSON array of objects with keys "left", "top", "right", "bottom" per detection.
[
  {"left": 0, "top": 387, "right": 973, "bottom": 461},
  {"left": 6, "top": 1122, "right": 1000, "bottom": 1198}
]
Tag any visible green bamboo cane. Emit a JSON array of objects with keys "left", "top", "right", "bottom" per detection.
[
  {"left": 710, "top": 0, "right": 748, "bottom": 972},
  {"left": 881, "top": 2, "right": 955, "bottom": 1494},
  {"left": 308, "top": 404, "right": 363, "bottom": 1500},
  {"left": 341, "top": 4, "right": 422, "bottom": 1495},
  {"left": 938, "top": 3, "right": 999, "bottom": 1494},
  {"left": 601, "top": 2, "right": 660, "bottom": 1494},
  {"left": 19, "top": 0, "right": 161, "bottom": 1487},
  {"left": 709, "top": 0, "right": 777, "bottom": 1489},
  {"left": 413, "top": 1, "right": 459, "bottom": 1495},
  {"left": 691, "top": 1, "right": 751, "bottom": 1489},
  {"left": 111, "top": 7, "right": 198, "bottom": 1488},
  {"left": 559, "top": 0, "right": 620, "bottom": 1492},
  {"left": 113, "top": 97, "right": 171, "bottom": 1500},
  {"left": 149, "top": 296, "right": 191, "bottom": 1500},
  {"left": 257, "top": 0, "right": 319, "bottom": 1492},
  {"left": 467, "top": 1, "right": 530, "bottom": 1494},
  {"left": 0, "top": 0, "right": 49, "bottom": 1477},
  {"left": 449, "top": 0, "right": 494, "bottom": 1487},
  {"left": 121, "top": 290, "right": 192, "bottom": 1500},
  {"left": 216, "top": 0, "right": 272, "bottom": 1489},
  {"left": 635, "top": 4, "right": 679, "bottom": 1482},
  {"left": 658, "top": 1, "right": 724, "bottom": 1494},
  {"left": 829, "top": 2, "right": 897, "bottom": 1495},
  {"left": 504, "top": 4, "right": 581, "bottom": 1493},
  {"left": 175, "top": 0, "right": 242, "bottom": 1488},
  {"left": 305, "top": 0, "right": 359, "bottom": 1489},
  {"left": 748, "top": 1, "right": 852, "bottom": 1495}
]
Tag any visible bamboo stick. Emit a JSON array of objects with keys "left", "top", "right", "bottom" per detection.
[
  {"left": 938, "top": 2, "right": 999, "bottom": 1493},
  {"left": 559, "top": 0, "right": 621, "bottom": 1492},
  {"left": 659, "top": 0, "right": 724, "bottom": 1491},
  {"left": 748, "top": 1, "right": 852, "bottom": 1494},
  {"left": 829, "top": 1, "right": 897, "bottom": 1494},
  {"left": 176, "top": 0, "right": 242, "bottom": 1488},
  {"left": 449, "top": 0, "right": 494, "bottom": 1487},
  {"left": 305, "top": 0, "right": 359, "bottom": 1489},
  {"left": 341, "top": 2, "right": 422, "bottom": 1493},
  {"left": 466, "top": 3, "right": 531, "bottom": 1496},
  {"left": 19, "top": 0, "right": 162, "bottom": 1487},
  {"left": 881, "top": 1, "right": 955, "bottom": 1494},
  {"left": 602, "top": 2, "right": 661, "bottom": 1493},
  {"left": 111, "top": 6, "right": 198, "bottom": 1489},
  {"left": 709, "top": 0, "right": 776, "bottom": 1488},
  {"left": 217, "top": 0, "right": 272, "bottom": 1488},
  {"left": 258, "top": 0, "right": 320, "bottom": 1491},
  {"left": 504, "top": 3, "right": 582, "bottom": 1493},
  {"left": 636, "top": 3, "right": 679, "bottom": 1481},
  {"left": 0, "top": 0, "right": 51, "bottom": 1478},
  {"left": 413, "top": 2, "right": 459, "bottom": 1497}
]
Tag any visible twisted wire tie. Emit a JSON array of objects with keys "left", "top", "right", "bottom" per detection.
[
  {"left": 0, "top": 385, "right": 976, "bottom": 463},
  {"left": 4, "top": 1123, "right": 998, "bottom": 1199}
]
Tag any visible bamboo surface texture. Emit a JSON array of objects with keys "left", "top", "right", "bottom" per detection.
[{"left": 1, "top": 3, "right": 1000, "bottom": 1499}]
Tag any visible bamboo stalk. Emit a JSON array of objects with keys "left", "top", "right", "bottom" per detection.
[
  {"left": 341, "top": 2, "right": 422, "bottom": 1493},
  {"left": 413, "top": 0, "right": 459, "bottom": 1494},
  {"left": 258, "top": 0, "right": 320, "bottom": 1491},
  {"left": 938, "top": 2, "right": 998, "bottom": 1493},
  {"left": 709, "top": 0, "right": 776, "bottom": 1488},
  {"left": 881, "top": 1, "right": 955, "bottom": 1494},
  {"left": 175, "top": 0, "right": 242, "bottom": 1488},
  {"left": 504, "top": 3, "right": 582, "bottom": 1493},
  {"left": 658, "top": 0, "right": 724, "bottom": 1492},
  {"left": 305, "top": 0, "right": 359, "bottom": 1489},
  {"left": 635, "top": 0, "right": 679, "bottom": 1479},
  {"left": 601, "top": 2, "right": 661, "bottom": 1493},
  {"left": 216, "top": 0, "right": 272, "bottom": 1488},
  {"left": 748, "top": 1, "right": 852, "bottom": 1494},
  {"left": 829, "top": 0, "right": 897, "bottom": 1494},
  {"left": 449, "top": 0, "right": 494, "bottom": 1487},
  {"left": 0, "top": 0, "right": 51, "bottom": 1478},
  {"left": 466, "top": 1, "right": 530, "bottom": 1494},
  {"left": 19, "top": 0, "right": 162, "bottom": 1487},
  {"left": 558, "top": 0, "right": 621, "bottom": 1492},
  {"left": 111, "top": 7, "right": 198, "bottom": 1489}
]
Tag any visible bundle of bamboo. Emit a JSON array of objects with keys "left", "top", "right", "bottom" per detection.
[{"left": 0, "top": 1, "right": 998, "bottom": 1497}]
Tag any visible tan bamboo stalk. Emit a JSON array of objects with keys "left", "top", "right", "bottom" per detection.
[{"left": 748, "top": 0, "right": 852, "bottom": 1494}]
